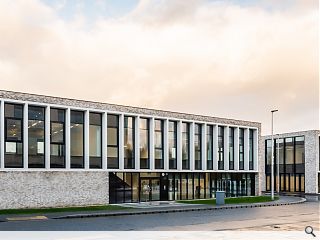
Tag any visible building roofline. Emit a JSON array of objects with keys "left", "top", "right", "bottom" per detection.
[
  {"left": 0, "top": 89, "right": 261, "bottom": 127},
  {"left": 263, "top": 129, "right": 320, "bottom": 138}
]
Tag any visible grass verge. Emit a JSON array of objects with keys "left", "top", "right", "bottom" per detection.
[
  {"left": 0, "top": 205, "right": 130, "bottom": 215},
  {"left": 177, "top": 196, "right": 279, "bottom": 205}
]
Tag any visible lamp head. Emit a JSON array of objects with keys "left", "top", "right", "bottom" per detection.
[{"left": 271, "top": 110, "right": 279, "bottom": 113}]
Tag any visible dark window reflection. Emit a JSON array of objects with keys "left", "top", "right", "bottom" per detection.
[
  {"left": 4, "top": 103, "right": 23, "bottom": 168},
  {"left": 169, "top": 121, "right": 177, "bottom": 169},
  {"left": 124, "top": 116, "right": 134, "bottom": 169},
  {"left": 194, "top": 124, "right": 202, "bottom": 170},
  {"left": 154, "top": 119, "right": 164, "bottom": 169},
  {"left": 218, "top": 126, "right": 224, "bottom": 170},
  {"left": 90, "top": 112, "right": 102, "bottom": 169},
  {"left": 70, "top": 110, "right": 84, "bottom": 168},
  {"left": 140, "top": 118, "right": 149, "bottom": 169},
  {"left": 50, "top": 108, "right": 65, "bottom": 168},
  {"left": 28, "top": 106, "right": 45, "bottom": 168},
  {"left": 207, "top": 125, "right": 213, "bottom": 170},
  {"left": 107, "top": 114, "right": 119, "bottom": 169},
  {"left": 182, "top": 122, "right": 190, "bottom": 170}
]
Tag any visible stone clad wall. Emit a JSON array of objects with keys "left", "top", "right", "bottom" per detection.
[{"left": 0, "top": 171, "right": 109, "bottom": 209}]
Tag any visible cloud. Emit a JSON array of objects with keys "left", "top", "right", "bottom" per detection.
[{"left": 0, "top": 0, "right": 318, "bottom": 134}]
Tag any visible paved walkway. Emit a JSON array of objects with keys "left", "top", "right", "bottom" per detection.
[{"left": 0, "top": 196, "right": 306, "bottom": 222}]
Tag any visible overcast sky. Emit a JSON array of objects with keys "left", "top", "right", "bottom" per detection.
[{"left": 0, "top": 0, "right": 318, "bottom": 135}]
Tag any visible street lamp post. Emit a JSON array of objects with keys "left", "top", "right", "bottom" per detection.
[
  {"left": 277, "top": 135, "right": 280, "bottom": 195},
  {"left": 271, "top": 109, "right": 278, "bottom": 201}
]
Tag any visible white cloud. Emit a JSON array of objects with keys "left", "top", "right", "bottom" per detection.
[{"left": 0, "top": 0, "right": 318, "bottom": 134}]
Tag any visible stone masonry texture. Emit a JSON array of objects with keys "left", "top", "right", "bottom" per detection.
[{"left": 0, "top": 171, "right": 109, "bottom": 209}]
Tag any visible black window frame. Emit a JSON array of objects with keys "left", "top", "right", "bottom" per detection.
[
  {"left": 50, "top": 108, "right": 66, "bottom": 168},
  {"left": 4, "top": 103, "right": 24, "bottom": 168}
]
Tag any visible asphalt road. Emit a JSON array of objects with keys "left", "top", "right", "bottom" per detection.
[{"left": 0, "top": 202, "right": 318, "bottom": 231}]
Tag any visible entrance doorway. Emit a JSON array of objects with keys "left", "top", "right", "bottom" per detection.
[{"left": 140, "top": 175, "right": 168, "bottom": 202}]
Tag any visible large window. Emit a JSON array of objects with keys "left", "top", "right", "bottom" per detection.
[
  {"left": 207, "top": 125, "right": 213, "bottom": 170},
  {"left": 169, "top": 121, "right": 177, "bottom": 169},
  {"left": 4, "top": 103, "right": 23, "bottom": 168},
  {"left": 124, "top": 116, "right": 135, "bottom": 169},
  {"left": 218, "top": 126, "right": 224, "bottom": 170},
  {"left": 295, "top": 136, "right": 305, "bottom": 173},
  {"left": 239, "top": 128, "right": 244, "bottom": 170},
  {"left": 89, "top": 113, "right": 102, "bottom": 169},
  {"left": 140, "top": 118, "right": 149, "bottom": 169},
  {"left": 194, "top": 123, "right": 202, "bottom": 170},
  {"left": 107, "top": 114, "right": 119, "bottom": 169},
  {"left": 285, "top": 137, "right": 294, "bottom": 173},
  {"left": 182, "top": 122, "right": 190, "bottom": 170},
  {"left": 28, "top": 106, "right": 45, "bottom": 168},
  {"left": 50, "top": 108, "right": 65, "bottom": 168},
  {"left": 229, "top": 127, "right": 234, "bottom": 170},
  {"left": 70, "top": 110, "right": 84, "bottom": 168},
  {"left": 249, "top": 129, "right": 254, "bottom": 170},
  {"left": 265, "top": 136, "right": 306, "bottom": 193},
  {"left": 154, "top": 119, "right": 164, "bottom": 169}
]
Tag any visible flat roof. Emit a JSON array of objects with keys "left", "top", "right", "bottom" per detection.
[{"left": 0, "top": 89, "right": 260, "bottom": 128}]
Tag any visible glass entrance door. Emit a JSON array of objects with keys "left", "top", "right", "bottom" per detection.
[{"left": 140, "top": 178, "right": 160, "bottom": 201}]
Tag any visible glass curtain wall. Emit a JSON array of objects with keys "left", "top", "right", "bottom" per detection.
[
  {"left": 206, "top": 125, "right": 213, "bottom": 170},
  {"left": 154, "top": 119, "right": 164, "bottom": 169},
  {"left": 4, "top": 103, "right": 23, "bottom": 168},
  {"left": 89, "top": 113, "right": 102, "bottom": 169},
  {"left": 124, "top": 116, "right": 135, "bottom": 169},
  {"left": 266, "top": 136, "right": 305, "bottom": 192},
  {"left": 218, "top": 126, "right": 224, "bottom": 170},
  {"left": 140, "top": 118, "right": 149, "bottom": 169},
  {"left": 229, "top": 127, "right": 234, "bottom": 170},
  {"left": 182, "top": 122, "right": 190, "bottom": 170},
  {"left": 28, "top": 106, "right": 45, "bottom": 168},
  {"left": 169, "top": 121, "right": 177, "bottom": 169},
  {"left": 194, "top": 124, "right": 202, "bottom": 170},
  {"left": 239, "top": 128, "right": 244, "bottom": 170},
  {"left": 107, "top": 114, "right": 119, "bottom": 169},
  {"left": 50, "top": 108, "right": 65, "bottom": 168},
  {"left": 70, "top": 110, "right": 84, "bottom": 168}
]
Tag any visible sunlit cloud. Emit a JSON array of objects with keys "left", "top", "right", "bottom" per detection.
[{"left": 0, "top": 0, "right": 318, "bottom": 134}]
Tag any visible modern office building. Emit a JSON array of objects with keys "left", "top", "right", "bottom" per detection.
[
  {"left": 0, "top": 90, "right": 261, "bottom": 209},
  {"left": 263, "top": 130, "right": 320, "bottom": 194}
]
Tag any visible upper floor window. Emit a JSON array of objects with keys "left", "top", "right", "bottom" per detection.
[
  {"left": 169, "top": 121, "right": 177, "bottom": 169},
  {"left": 107, "top": 114, "right": 119, "bottom": 169},
  {"left": 249, "top": 129, "right": 254, "bottom": 170},
  {"left": 140, "top": 118, "right": 150, "bottom": 169},
  {"left": 182, "top": 122, "right": 190, "bottom": 170},
  {"left": 218, "top": 126, "right": 224, "bottom": 170},
  {"left": 206, "top": 125, "right": 213, "bottom": 170},
  {"left": 70, "top": 110, "right": 84, "bottom": 168},
  {"left": 239, "top": 128, "right": 244, "bottom": 170},
  {"left": 229, "top": 127, "right": 234, "bottom": 170},
  {"left": 4, "top": 103, "right": 23, "bottom": 168},
  {"left": 89, "top": 112, "right": 102, "bottom": 169},
  {"left": 28, "top": 106, "right": 45, "bottom": 168},
  {"left": 124, "top": 116, "right": 135, "bottom": 169},
  {"left": 194, "top": 123, "right": 202, "bottom": 170},
  {"left": 154, "top": 119, "right": 164, "bottom": 169},
  {"left": 50, "top": 108, "right": 65, "bottom": 168}
]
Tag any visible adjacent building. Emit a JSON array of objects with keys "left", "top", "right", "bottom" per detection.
[
  {"left": 0, "top": 90, "right": 261, "bottom": 209},
  {"left": 263, "top": 130, "right": 320, "bottom": 194}
]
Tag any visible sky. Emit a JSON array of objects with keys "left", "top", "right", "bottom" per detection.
[{"left": 0, "top": 0, "right": 318, "bottom": 135}]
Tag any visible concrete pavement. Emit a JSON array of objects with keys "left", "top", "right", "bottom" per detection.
[{"left": 0, "top": 196, "right": 306, "bottom": 222}]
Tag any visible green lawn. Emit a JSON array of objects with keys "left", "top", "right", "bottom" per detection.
[
  {"left": 0, "top": 205, "right": 130, "bottom": 215},
  {"left": 177, "top": 196, "right": 279, "bottom": 205}
]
